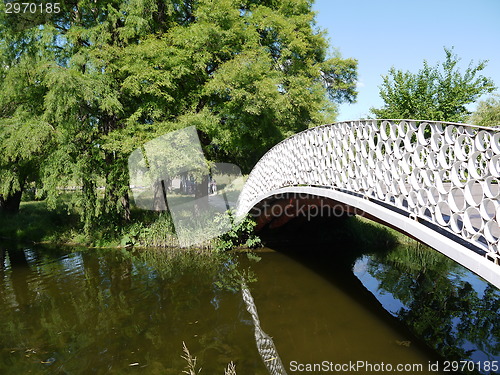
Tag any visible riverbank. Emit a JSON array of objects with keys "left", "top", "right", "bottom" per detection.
[
  {"left": 0, "top": 197, "right": 422, "bottom": 253},
  {"left": 0, "top": 199, "right": 262, "bottom": 251}
]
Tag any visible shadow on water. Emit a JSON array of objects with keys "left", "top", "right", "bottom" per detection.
[{"left": 258, "top": 215, "right": 500, "bottom": 375}]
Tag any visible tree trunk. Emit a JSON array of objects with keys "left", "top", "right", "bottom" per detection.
[
  {"left": 0, "top": 190, "right": 23, "bottom": 214},
  {"left": 194, "top": 175, "right": 209, "bottom": 209},
  {"left": 0, "top": 248, "right": 5, "bottom": 272},
  {"left": 121, "top": 191, "right": 131, "bottom": 221},
  {"left": 153, "top": 179, "right": 170, "bottom": 211}
]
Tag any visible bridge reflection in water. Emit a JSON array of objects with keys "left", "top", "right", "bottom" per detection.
[
  {"left": 236, "top": 120, "right": 500, "bottom": 288},
  {"left": 241, "top": 283, "right": 288, "bottom": 375}
]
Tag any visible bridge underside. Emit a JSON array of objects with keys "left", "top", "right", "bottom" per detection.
[
  {"left": 252, "top": 192, "right": 418, "bottom": 241},
  {"left": 245, "top": 186, "right": 500, "bottom": 289}
]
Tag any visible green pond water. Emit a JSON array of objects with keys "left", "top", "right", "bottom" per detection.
[{"left": 1, "top": 238, "right": 499, "bottom": 374}]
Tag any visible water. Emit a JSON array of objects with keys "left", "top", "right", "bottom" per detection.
[{"left": 0, "top": 239, "right": 499, "bottom": 374}]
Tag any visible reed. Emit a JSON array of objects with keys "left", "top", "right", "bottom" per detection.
[{"left": 181, "top": 343, "right": 237, "bottom": 375}]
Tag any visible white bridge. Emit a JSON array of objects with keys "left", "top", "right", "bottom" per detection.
[{"left": 236, "top": 120, "right": 500, "bottom": 288}]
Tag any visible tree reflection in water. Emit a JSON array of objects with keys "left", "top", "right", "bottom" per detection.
[{"left": 362, "top": 243, "right": 500, "bottom": 373}]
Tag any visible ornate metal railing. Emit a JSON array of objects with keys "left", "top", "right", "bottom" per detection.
[{"left": 237, "top": 120, "right": 500, "bottom": 263}]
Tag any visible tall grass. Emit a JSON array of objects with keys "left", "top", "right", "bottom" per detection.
[{"left": 181, "top": 342, "right": 236, "bottom": 375}]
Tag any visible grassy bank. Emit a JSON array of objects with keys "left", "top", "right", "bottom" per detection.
[
  {"left": 0, "top": 198, "right": 261, "bottom": 251},
  {"left": 0, "top": 200, "right": 80, "bottom": 244},
  {"left": 0, "top": 197, "right": 425, "bottom": 254}
]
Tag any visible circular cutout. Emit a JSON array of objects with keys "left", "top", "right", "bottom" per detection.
[
  {"left": 410, "top": 168, "right": 423, "bottom": 190},
  {"left": 376, "top": 181, "right": 388, "bottom": 200},
  {"left": 417, "top": 189, "right": 429, "bottom": 206},
  {"left": 480, "top": 198, "right": 499, "bottom": 221},
  {"left": 398, "top": 120, "right": 410, "bottom": 135},
  {"left": 484, "top": 220, "right": 500, "bottom": 244},
  {"left": 445, "top": 126, "right": 460, "bottom": 144},
  {"left": 435, "top": 169, "right": 452, "bottom": 194},
  {"left": 438, "top": 144, "right": 455, "bottom": 169},
  {"left": 413, "top": 146, "right": 428, "bottom": 168},
  {"left": 427, "top": 151, "right": 440, "bottom": 171},
  {"left": 407, "top": 191, "right": 418, "bottom": 208},
  {"left": 492, "top": 133, "right": 500, "bottom": 155},
  {"left": 454, "top": 135, "right": 474, "bottom": 161},
  {"left": 430, "top": 133, "right": 444, "bottom": 152},
  {"left": 420, "top": 169, "right": 435, "bottom": 188},
  {"left": 463, "top": 207, "right": 483, "bottom": 234},
  {"left": 489, "top": 155, "right": 500, "bottom": 177},
  {"left": 398, "top": 175, "right": 411, "bottom": 196},
  {"left": 383, "top": 154, "right": 393, "bottom": 171},
  {"left": 435, "top": 201, "right": 451, "bottom": 227},
  {"left": 417, "top": 122, "right": 432, "bottom": 145},
  {"left": 380, "top": 121, "right": 391, "bottom": 141},
  {"left": 448, "top": 187, "right": 466, "bottom": 213},
  {"left": 450, "top": 161, "right": 467, "bottom": 188},
  {"left": 376, "top": 140, "right": 390, "bottom": 160},
  {"left": 483, "top": 177, "right": 500, "bottom": 198},
  {"left": 367, "top": 150, "right": 377, "bottom": 169},
  {"left": 368, "top": 130, "right": 379, "bottom": 149},
  {"left": 431, "top": 122, "right": 445, "bottom": 135},
  {"left": 403, "top": 130, "right": 417, "bottom": 152},
  {"left": 392, "top": 139, "right": 405, "bottom": 159},
  {"left": 400, "top": 152, "right": 413, "bottom": 175},
  {"left": 468, "top": 151, "right": 490, "bottom": 179},
  {"left": 475, "top": 130, "right": 491, "bottom": 152},
  {"left": 388, "top": 179, "right": 400, "bottom": 195},
  {"left": 418, "top": 206, "right": 433, "bottom": 221},
  {"left": 450, "top": 213, "right": 464, "bottom": 233},
  {"left": 427, "top": 187, "right": 441, "bottom": 205},
  {"left": 464, "top": 180, "right": 484, "bottom": 207}
]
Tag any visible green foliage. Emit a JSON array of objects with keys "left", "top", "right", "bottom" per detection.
[
  {"left": 0, "top": 0, "right": 357, "bottom": 234},
  {"left": 135, "top": 246, "right": 225, "bottom": 282},
  {"left": 128, "top": 211, "right": 178, "bottom": 248},
  {"left": 213, "top": 213, "right": 262, "bottom": 252},
  {"left": 213, "top": 251, "right": 260, "bottom": 293},
  {"left": 469, "top": 95, "right": 500, "bottom": 127},
  {"left": 371, "top": 48, "right": 496, "bottom": 122}
]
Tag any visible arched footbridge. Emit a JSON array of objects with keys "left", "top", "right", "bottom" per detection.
[{"left": 235, "top": 119, "right": 500, "bottom": 289}]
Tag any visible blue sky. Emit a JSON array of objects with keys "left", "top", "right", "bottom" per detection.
[{"left": 312, "top": 0, "right": 500, "bottom": 121}]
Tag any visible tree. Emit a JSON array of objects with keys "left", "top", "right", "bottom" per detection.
[
  {"left": 0, "top": 26, "right": 55, "bottom": 213},
  {"left": 370, "top": 48, "right": 496, "bottom": 122},
  {"left": 0, "top": 0, "right": 357, "bottom": 229},
  {"left": 469, "top": 96, "right": 500, "bottom": 128}
]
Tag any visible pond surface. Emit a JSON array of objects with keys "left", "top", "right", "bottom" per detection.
[{"left": 0, "top": 237, "right": 499, "bottom": 374}]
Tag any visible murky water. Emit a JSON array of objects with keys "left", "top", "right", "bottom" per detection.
[{"left": 0, "top": 239, "right": 499, "bottom": 374}]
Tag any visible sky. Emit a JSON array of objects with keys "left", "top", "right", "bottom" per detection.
[{"left": 312, "top": 0, "right": 500, "bottom": 121}]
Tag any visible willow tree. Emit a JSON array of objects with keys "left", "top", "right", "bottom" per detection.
[{"left": 0, "top": 0, "right": 357, "bottom": 230}]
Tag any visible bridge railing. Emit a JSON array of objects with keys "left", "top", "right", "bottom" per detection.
[{"left": 237, "top": 119, "right": 500, "bottom": 263}]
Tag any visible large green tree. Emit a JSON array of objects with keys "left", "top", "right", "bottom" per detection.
[
  {"left": 370, "top": 48, "right": 496, "bottom": 122},
  {"left": 0, "top": 0, "right": 357, "bottom": 230}
]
